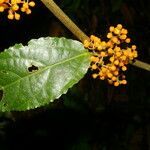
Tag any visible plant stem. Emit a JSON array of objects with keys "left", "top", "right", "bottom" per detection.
[
  {"left": 40, "top": 0, "right": 89, "bottom": 42},
  {"left": 41, "top": 0, "right": 150, "bottom": 71},
  {"left": 130, "top": 59, "right": 150, "bottom": 71}
]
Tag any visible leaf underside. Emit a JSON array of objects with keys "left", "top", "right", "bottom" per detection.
[{"left": 0, "top": 37, "right": 90, "bottom": 111}]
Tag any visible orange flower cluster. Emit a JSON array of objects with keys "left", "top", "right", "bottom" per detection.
[
  {"left": 84, "top": 24, "right": 138, "bottom": 86},
  {"left": 0, "top": 0, "right": 35, "bottom": 20}
]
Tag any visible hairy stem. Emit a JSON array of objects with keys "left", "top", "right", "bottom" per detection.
[{"left": 41, "top": 0, "right": 150, "bottom": 71}]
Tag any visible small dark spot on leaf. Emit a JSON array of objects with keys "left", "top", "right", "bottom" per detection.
[
  {"left": 1, "top": 70, "right": 7, "bottom": 74},
  {"left": 0, "top": 90, "right": 3, "bottom": 101},
  {"left": 3, "top": 103, "right": 7, "bottom": 107},
  {"left": 28, "top": 65, "right": 39, "bottom": 72}
]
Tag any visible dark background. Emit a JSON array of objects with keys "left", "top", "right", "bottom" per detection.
[{"left": 0, "top": 0, "right": 150, "bottom": 150}]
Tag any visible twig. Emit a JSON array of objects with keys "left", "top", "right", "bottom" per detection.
[
  {"left": 130, "top": 59, "right": 150, "bottom": 71},
  {"left": 41, "top": 0, "right": 150, "bottom": 71},
  {"left": 40, "top": 0, "right": 89, "bottom": 42}
]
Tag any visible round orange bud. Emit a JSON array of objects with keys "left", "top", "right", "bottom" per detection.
[
  {"left": 123, "top": 50, "right": 129, "bottom": 56},
  {"left": 114, "top": 28, "right": 120, "bottom": 35},
  {"left": 92, "top": 74, "right": 98, "bottom": 79},
  {"left": 98, "top": 45, "right": 103, "bottom": 50},
  {"left": 116, "top": 24, "right": 123, "bottom": 30},
  {"left": 84, "top": 40, "right": 90, "bottom": 48},
  {"left": 91, "top": 64, "right": 97, "bottom": 70},
  {"left": 99, "top": 71, "right": 104, "bottom": 77},
  {"left": 107, "top": 72, "right": 113, "bottom": 78},
  {"left": 121, "top": 55, "right": 127, "bottom": 61},
  {"left": 120, "top": 34, "right": 127, "bottom": 40},
  {"left": 93, "top": 36, "right": 100, "bottom": 42},
  {"left": 14, "top": 13, "right": 20, "bottom": 20},
  {"left": 125, "top": 38, "right": 131, "bottom": 43},
  {"left": 121, "top": 29, "right": 128, "bottom": 35},
  {"left": 112, "top": 76, "right": 117, "bottom": 81},
  {"left": 122, "top": 66, "right": 127, "bottom": 71},
  {"left": 114, "top": 60, "right": 119, "bottom": 65},
  {"left": 101, "top": 67, "right": 107, "bottom": 73},
  {"left": 0, "top": 6, "right": 4, "bottom": 12},
  {"left": 23, "top": 2, "right": 29, "bottom": 9},
  {"left": 90, "top": 56, "right": 99, "bottom": 62},
  {"left": 110, "top": 56, "right": 114, "bottom": 62},
  {"left": 90, "top": 35, "right": 96, "bottom": 41},
  {"left": 113, "top": 70, "right": 119, "bottom": 76},
  {"left": 100, "top": 52, "right": 106, "bottom": 57},
  {"left": 133, "top": 51, "right": 138, "bottom": 58},
  {"left": 114, "top": 81, "right": 119, "bottom": 87},
  {"left": 128, "top": 52, "right": 134, "bottom": 58},
  {"left": 21, "top": 7, "right": 26, "bottom": 12},
  {"left": 29, "top": 1, "right": 35, "bottom": 7},
  {"left": 109, "top": 26, "right": 114, "bottom": 32},
  {"left": 114, "top": 46, "right": 121, "bottom": 52},
  {"left": 8, "top": 13, "right": 14, "bottom": 20},
  {"left": 132, "top": 45, "right": 136, "bottom": 50},
  {"left": 112, "top": 37, "right": 118, "bottom": 43},
  {"left": 12, "top": 4, "right": 19, "bottom": 11},
  {"left": 107, "top": 33, "right": 113, "bottom": 38},
  {"left": 100, "top": 76, "right": 105, "bottom": 80},
  {"left": 116, "top": 52, "right": 122, "bottom": 57},
  {"left": 108, "top": 48, "right": 114, "bottom": 54},
  {"left": 101, "top": 41, "right": 106, "bottom": 47},
  {"left": 110, "top": 65, "right": 116, "bottom": 71},
  {"left": 107, "top": 41, "right": 113, "bottom": 48},
  {"left": 94, "top": 42, "right": 99, "bottom": 48},
  {"left": 119, "top": 62, "right": 124, "bottom": 67},
  {"left": 121, "top": 80, "right": 127, "bottom": 85},
  {"left": 26, "top": 9, "right": 32, "bottom": 14}
]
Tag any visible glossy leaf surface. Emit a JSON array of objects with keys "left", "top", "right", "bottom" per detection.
[{"left": 0, "top": 37, "right": 90, "bottom": 111}]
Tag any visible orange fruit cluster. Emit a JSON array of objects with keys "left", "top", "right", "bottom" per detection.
[
  {"left": 0, "top": 0, "right": 35, "bottom": 20},
  {"left": 84, "top": 24, "right": 138, "bottom": 86}
]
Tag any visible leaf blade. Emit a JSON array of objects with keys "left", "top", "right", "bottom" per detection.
[{"left": 0, "top": 37, "right": 90, "bottom": 111}]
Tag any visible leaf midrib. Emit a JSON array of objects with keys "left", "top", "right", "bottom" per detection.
[{"left": 2, "top": 52, "right": 89, "bottom": 89}]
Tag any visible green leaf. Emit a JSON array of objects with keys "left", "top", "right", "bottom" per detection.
[{"left": 0, "top": 37, "right": 90, "bottom": 111}]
